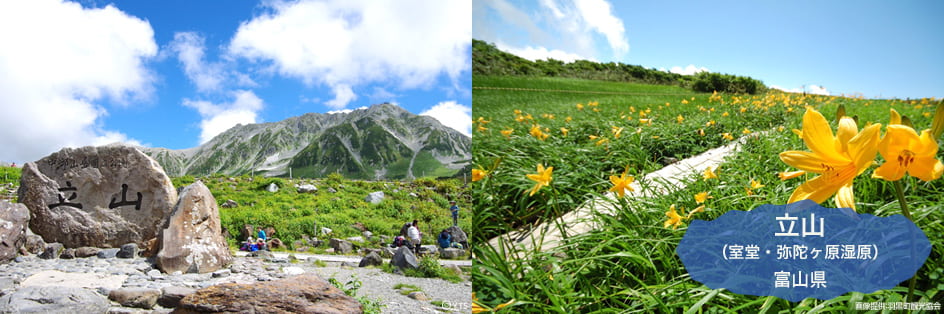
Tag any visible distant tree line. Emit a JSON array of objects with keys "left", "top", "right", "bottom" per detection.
[{"left": 473, "top": 39, "right": 767, "bottom": 95}]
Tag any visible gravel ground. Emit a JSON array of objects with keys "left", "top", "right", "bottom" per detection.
[{"left": 303, "top": 265, "right": 472, "bottom": 314}]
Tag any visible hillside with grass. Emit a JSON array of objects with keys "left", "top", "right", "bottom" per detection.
[
  {"left": 172, "top": 173, "right": 470, "bottom": 251},
  {"left": 472, "top": 73, "right": 944, "bottom": 312}
]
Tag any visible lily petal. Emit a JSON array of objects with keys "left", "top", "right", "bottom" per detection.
[
  {"left": 801, "top": 108, "right": 845, "bottom": 162},
  {"left": 788, "top": 174, "right": 846, "bottom": 205},
  {"left": 908, "top": 156, "right": 944, "bottom": 182},
  {"left": 847, "top": 123, "right": 881, "bottom": 173},
  {"left": 834, "top": 183, "right": 856, "bottom": 211},
  {"left": 780, "top": 151, "right": 845, "bottom": 173},
  {"left": 835, "top": 117, "right": 857, "bottom": 154}
]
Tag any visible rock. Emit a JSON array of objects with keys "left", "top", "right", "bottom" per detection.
[
  {"left": 282, "top": 267, "right": 304, "bottom": 275},
  {"left": 327, "top": 187, "right": 337, "bottom": 193},
  {"left": 362, "top": 231, "right": 373, "bottom": 241},
  {"left": 21, "top": 270, "right": 126, "bottom": 290},
  {"left": 98, "top": 248, "right": 120, "bottom": 258},
  {"left": 440, "top": 248, "right": 464, "bottom": 259},
  {"left": 266, "top": 183, "right": 279, "bottom": 192},
  {"left": 380, "top": 247, "right": 396, "bottom": 258},
  {"left": 220, "top": 199, "right": 238, "bottom": 208},
  {"left": 390, "top": 246, "right": 419, "bottom": 269},
  {"left": 446, "top": 225, "right": 468, "bottom": 243},
  {"left": 117, "top": 243, "right": 139, "bottom": 258},
  {"left": 329, "top": 238, "right": 353, "bottom": 254},
  {"left": 0, "top": 286, "right": 109, "bottom": 313},
  {"left": 408, "top": 291, "right": 430, "bottom": 301},
  {"left": 266, "top": 238, "right": 283, "bottom": 249},
  {"left": 156, "top": 181, "right": 233, "bottom": 274},
  {"left": 351, "top": 222, "right": 366, "bottom": 231},
  {"left": 211, "top": 269, "right": 231, "bottom": 278},
  {"left": 39, "top": 243, "right": 63, "bottom": 259},
  {"left": 419, "top": 245, "right": 438, "bottom": 255},
  {"left": 297, "top": 184, "right": 317, "bottom": 193},
  {"left": 379, "top": 235, "right": 391, "bottom": 245},
  {"left": 324, "top": 248, "right": 334, "bottom": 254},
  {"left": 445, "top": 264, "right": 463, "bottom": 275},
  {"left": 321, "top": 227, "right": 332, "bottom": 235},
  {"left": 17, "top": 146, "right": 178, "bottom": 248},
  {"left": 345, "top": 236, "right": 364, "bottom": 243},
  {"left": 20, "top": 232, "right": 45, "bottom": 255},
  {"left": 309, "top": 237, "right": 324, "bottom": 248},
  {"left": 264, "top": 226, "right": 276, "bottom": 238},
  {"left": 408, "top": 192, "right": 418, "bottom": 197},
  {"left": 0, "top": 201, "right": 29, "bottom": 263},
  {"left": 358, "top": 251, "right": 383, "bottom": 267},
  {"left": 158, "top": 286, "right": 196, "bottom": 308},
  {"left": 248, "top": 250, "right": 274, "bottom": 260},
  {"left": 295, "top": 246, "right": 309, "bottom": 252},
  {"left": 239, "top": 224, "right": 254, "bottom": 242},
  {"left": 60, "top": 248, "right": 76, "bottom": 259},
  {"left": 340, "top": 261, "right": 358, "bottom": 268},
  {"left": 75, "top": 246, "right": 101, "bottom": 258},
  {"left": 364, "top": 191, "right": 385, "bottom": 204},
  {"left": 175, "top": 274, "right": 362, "bottom": 313},
  {"left": 108, "top": 287, "right": 161, "bottom": 309}
]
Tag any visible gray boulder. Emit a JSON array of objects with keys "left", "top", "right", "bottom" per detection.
[
  {"left": 440, "top": 248, "right": 464, "bottom": 259},
  {"left": 0, "top": 201, "right": 29, "bottom": 263},
  {"left": 329, "top": 238, "right": 353, "bottom": 254},
  {"left": 117, "top": 243, "right": 139, "bottom": 258},
  {"left": 446, "top": 225, "right": 468, "bottom": 243},
  {"left": 362, "top": 231, "right": 373, "bottom": 241},
  {"left": 391, "top": 246, "right": 419, "bottom": 269},
  {"left": 380, "top": 247, "right": 396, "bottom": 258},
  {"left": 358, "top": 251, "right": 383, "bottom": 267},
  {"left": 365, "top": 191, "right": 385, "bottom": 204},
  {"left": 0, "top": 286, "right": 109, "bottom": 313},
  {"left": 59, "top": 248, "right": 76, "bottom": 259},
  {"left": 221, "top": 199, "right": 239, "bottom": 208},
  {"left": 97, "top": 248, "right": 120, "bottom": 258},
  {"left": 176, "top": 274, "right": 362, "bottom": 313},
  {"left": 419, "top": 245, "right": 438, "bottom": 255},
  {"left": 297, "top": 184, "right": 318, "bottom": 193},
  {"left": 156, "top": 181, "right": 233, "bottom": 274},
  {"left": 20, "top": 230, "right": 45, "bottom": 255},
  {"left": 39, "top": 243, "right": 63, "bottom": 260},
  {"left": 266, "top": 183, "right": 279, "bottom": 193},
  {"left": 345, "top": 236, "right": 364, "bottom": 243},
  {"left": 320, "top": 227, "right": 332, "bottom": 235},
  {"left": 16, "top": 145, "right": 178, "bottom": 248}
]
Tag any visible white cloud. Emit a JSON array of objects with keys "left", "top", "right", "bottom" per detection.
[
  {"left": 169, "top": 31, "right": 257, "bottom": 93},
  {"left": 572, "top": 0, "right": 628, "bottom": 56},
  {"left": 496, "top": 43, "right": 592, "bottom": 63},
  {"left": 0, "top": 0, "right": 156, "bottom": 163},
  {"left": 228, "top": 0, "right": 471, "bottom": 110},
  {"left": 670, "top": 64, "right": 709, "bottom": 75},
  {"left": 420, "top": 101, "right": 472, "bottom": 137},
  {"left": 770, "top": 84, "right": 830, "bottom": 95},
  {"left": 183, "top": 90, "right": 265, "bottom": 144}
]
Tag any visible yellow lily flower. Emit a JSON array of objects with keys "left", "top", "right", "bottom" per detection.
[
  {"left": 576, "top": 103, "right": 584, "bottom": 110},
  {"left": 750, "top": 178, "right": 765, "bottom": 189},
  {"left": 611, "top": 126, "right": 624, "bottom": 139},
  {"left": 722, "top": 133, "right": 734, "bottom": 141},
  {"left": 500, "top": 129, "right": 513, "bottom": 138},
  {"left": 472, "top": 168, "right": 487, "bottom": 182},
  {"left": 609, "top": 169, "right": 635, "bottom": 198},
  {"left": 687, "top": 205, "right": 705, "bottom": 219},
  {"left": 560, "top": 127, "right": 569, "bottom": 137},
  {"left": 677, "top": 115, "right": 684, "bottom": 124},
  {"left": 779, "top": 107, "right": 881, "bottom": 210},
  {"left": 703, "top": 166, "right": 719, "bottom": 180},
  {"left": 664, "top": 204, "right": 684, "bottom": 229},
  {"left": 526, "top": 164, "right": 553, "bottom": 196},
  {"left": 872, "top": 125, "right": 944, "bottom": 182},
  {"left": 694, "top": 192, "right": 712, "bottom": 204}
]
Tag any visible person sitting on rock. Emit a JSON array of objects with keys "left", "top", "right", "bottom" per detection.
[
  {"left": 438, "top": 229, "right": 452, "bottom": 249},
  {"left": 257, "top": 238, "right": 267, "bottom": 251},
  {"left": 240, "top": 237, "right": 253, "bottom": 251},
  {"left": 257, "top": 228, "right": 267, "bottom": 242},
  {"left": 249, "top": 240, "right": 260, "bottom": 252},
  {"left": 407, "top": 220, "right": 422, "bottom": 255}
]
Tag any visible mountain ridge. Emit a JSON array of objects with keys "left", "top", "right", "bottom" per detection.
[{"left": 142, "top": 103, "right": 470, "bottom": 180}]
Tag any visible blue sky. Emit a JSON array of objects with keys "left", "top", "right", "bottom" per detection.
[
  {"left": 474, "top": 0, "right": 944, "bottom": 98},
  {"left": 0, "top": 0, "right": 471, "bottom": 164}
]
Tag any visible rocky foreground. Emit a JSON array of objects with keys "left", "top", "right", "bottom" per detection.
[{"left": 0, "top": 252, "right": 472, "bottom": 313}]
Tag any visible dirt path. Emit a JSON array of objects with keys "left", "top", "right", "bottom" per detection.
[{"left": 487, "top": 132, "right": 764, "bottom": 253}]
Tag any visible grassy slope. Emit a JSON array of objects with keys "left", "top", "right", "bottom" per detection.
[{"left": 472, "top": 75, "right": 944, "bottom": 312}]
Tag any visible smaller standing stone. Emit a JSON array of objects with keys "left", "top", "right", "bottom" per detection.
[
  {"left": 117, "top": 243, "right": 139, "bottom": 259},
  {"left": 329, "top": 238, "right": 353, "bottom": 254},
  {"left": 0, "top": 201, "right": 29, "bottom": 263},
  {"left": 391, "top": 246, "right": 419, "bottom": 269}
]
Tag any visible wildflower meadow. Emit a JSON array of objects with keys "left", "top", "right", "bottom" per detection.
[{"left": 472, "top": 75, "right": 944, "bottom": 312}]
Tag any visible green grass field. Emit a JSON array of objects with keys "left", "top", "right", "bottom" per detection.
[{"left": 472, "top": 75, "right": 944, "bottom": 312}]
